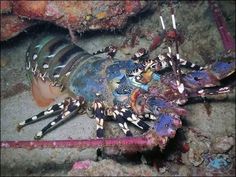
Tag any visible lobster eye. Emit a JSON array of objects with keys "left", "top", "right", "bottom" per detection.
[
  {"left": 165, "top": 124, "right": 169, "bottom": 128},
  {"left": 194, "top": 77, "right": 200, "bottom": 81}
]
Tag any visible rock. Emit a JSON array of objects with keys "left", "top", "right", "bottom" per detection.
[
  {"left": 188, "top": 148, "right": 204, "bottom": 167},
  {"left": 204, "top": 154, "right": 233, "bottom": 174},
  {"left": 178, "top": 166, "right": 191, "bottom": 176},
  {"left": 212, "top": 136, "right": 234, "bottom": 153},
  {"left": 1, "top": 1, "right": 151, "bottom": 41},
  {"left": 1, "top": 58, "right": 8, "bottom": 67},
  {"left": 159, "top": 166, "right": 167, "bottom": 174},
  {"left": 72, "top": 160, "right": 92, "bottom": 170},
  {"left": 0, "top": 14, "right": 36, "bottom": 41},
  {"left": 0, "top": 1, "right": 12, "bottom": 13},
  {"left": 68, "top": 159, "right": 158, "bottom": 176},
  {"left": 187, "top": 130, "right": 210, "bottom": 167}
]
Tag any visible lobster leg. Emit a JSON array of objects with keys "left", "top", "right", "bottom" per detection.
[
  {"left": 131, "top": 93, "right": 185, "bottom": 138},
  {"left": 178, "top": 57, "right": 205, "bottom": 70},
  {"left": 113, "top": 106, "right": 150, "bottom": 132},
  {"left": 17, "top": 101, "right": 64, "bottom": 131},
  {"left": 182, "top": 61, "right": 236, "bottom": 93},
  {"left": 92, "top": 100, "right": 106, "bottom": 139},
  {"left": 131, "top": 48, "right": 149, "bottom": 62},
  {"left": 34, "top": 97, "right": 85, "bottom": 140},
  {"left": 197, "top": 85, "right": 233, "bottom": 97},
  {"left": 166, "top": 53, "right": 185, "bottom": 94},
  {"left": 112, "top": 109, "right": 133, "bottom": 136},
  {"left": 142, "top": 113, "right": 157, "bottom": 120},
  {"left": 92, "top": 45, "right": 117, "bottom": 59}
]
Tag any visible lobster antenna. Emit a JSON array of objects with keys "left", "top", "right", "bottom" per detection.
[
  {"left": 158, "top": 4, "right": 172, "bottom": 54},
  {"left": 0, "top": 130, "right": 163, "bottom": 151},
  {"left": 168, "top": 0, "right": 185, "bottom": 94}
]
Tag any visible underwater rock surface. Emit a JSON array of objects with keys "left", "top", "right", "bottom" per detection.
[
  {"left": 0, "top": 1, "right": 150, "bottom": 41},
  {"left": 1, "top": 1, "right": 235, "bottom": 176}
]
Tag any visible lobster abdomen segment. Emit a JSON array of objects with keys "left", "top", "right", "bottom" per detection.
[{"left": 26, "top": 35, "right": 97, "bottom": 106}]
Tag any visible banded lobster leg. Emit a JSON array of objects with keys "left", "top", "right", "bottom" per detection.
[
  {"left": 17, "top": 96, "right": 86, "bottom": 140},
  {"left": 91, "top": 99, "right": 151, "bottom": 138},
  {"left": 92, "top": 45, "right": 117, "bottom": 59},
  {"left": 90, "top": 98, "right": 151, "bottom": 159},
  {"left": 183, "top": 60, "right": 236, "bottom": 98},
  {"left": 17, "top": 102, "right": 64, "bottom": 131},
  {"left": 130, "top": 88, "right": 186, "bottom": 140},
  {"left": 112, "top": 106, "right": 151, "bottom": 135}
]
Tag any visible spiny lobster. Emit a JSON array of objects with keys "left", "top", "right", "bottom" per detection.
[
  {"left": 12, "top": 35, "right": 236, "bottom": 150},
  {"left": 1, "top": 1, "right": 235, "bottom": 155}
]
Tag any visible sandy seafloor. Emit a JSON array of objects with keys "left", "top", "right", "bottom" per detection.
[{"left": 1, "top": 1, "right": 235, "bottom": 176}]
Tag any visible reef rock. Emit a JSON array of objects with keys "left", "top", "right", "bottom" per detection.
[{"left": 1, "top": 1, "right": 151, "bottom": 41}]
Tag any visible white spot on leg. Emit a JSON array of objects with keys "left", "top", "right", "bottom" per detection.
[
  {"left": 65, "top": 72, "right": 71, "bottom": 76},
  {"left": 53, "top": 74, "right": 60, "bottom": 78},
  {"left": 44, "top": 110, "right": 54, "bottom": 115},
  {"left": 33, "top": 54, "right": 38, "bottom": 60},
  {"left": 218, "top": 87, "right": 230, "bottom": 93},
  {"left": 32, "top": 116, "right": 37, "bottom": 120},
  {"left": 50, "top": 122, "right": 56, "bottom": 126},
  {"left": 36, "top": 131, "right": 42, "bottom": 137},
  {"left": 43, "top": 64, "right": 49, "bottom": 69},
  {"left": 19, "top": 121, "right": 26, "bottom": 126},
  {"left": 180, "top": 59, "right": 187, "bottom": 65},
  {"left": 176, "top": 99, "right": 184, "bottom": 105},
  {"left": 198, "top": 89, "right": 204, "bottom": 94},
  {"left": 177, "top": 83, "right": 185, "bottom": 93},
  {"left": 118, "top": 123, "right": 124, "bottom": 128},
  {"left": 75, "top": 101, "right": 80, "bottom": 107},
  {"left": 64, "top": 111, "right": 71, "bottom": 117},
  {"left": 32, "top": 63, "right": 38, "bottom": 74},
  {"left": 150, "top": 115, "right": 156, "bottom": 120},
  {"left": 191, "top": 63, "right": 195, "bottom": 68},
  {"left": 123, "top": 122, "right": 128, "bottom": 130},
  {"left": 26, "top": 61, "right": 31, "bottom": 70},
  {"left": 59, "top": 105, "right": 64, "bottom": 109},
  {"left": 167, "top": 51, "right": 171, "bottom": 57}
]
